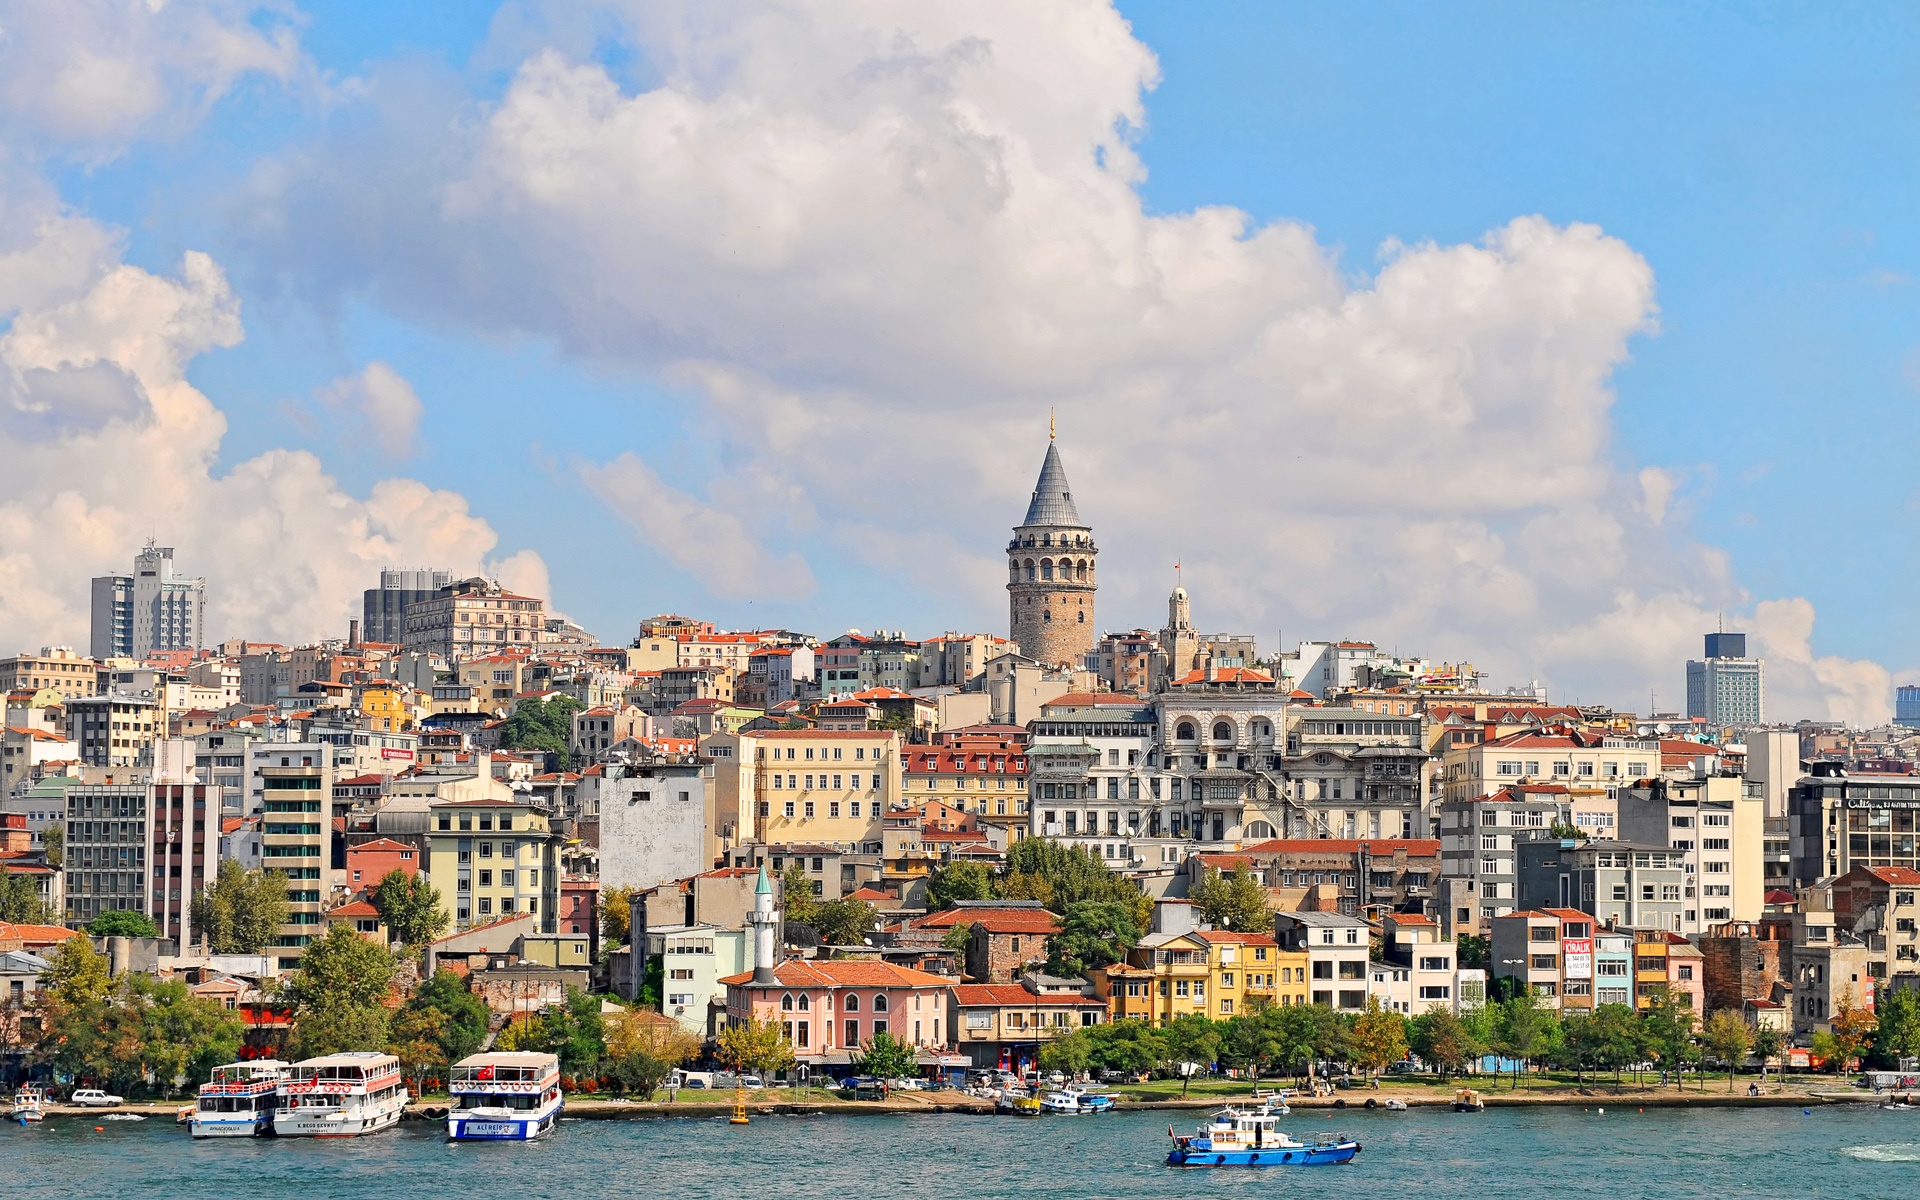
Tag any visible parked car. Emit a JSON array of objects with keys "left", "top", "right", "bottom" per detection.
[{"left": 70, "top": 1089, "right": 124, "bottom": 1107}]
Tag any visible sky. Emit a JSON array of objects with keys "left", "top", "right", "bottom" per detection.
[{"left": 0, "top": 1, "right": 1915, "bottom": 723}]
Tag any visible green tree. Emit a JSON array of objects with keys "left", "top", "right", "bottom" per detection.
[
  {"left": 39, "top": 933, "right": 112, "bottom": 1006},
  {"left": 939, "top": 921, "right": 973, "bottom": 953},
  {"left": 139, "top": 977, "right": 244, "bottom": 1096},
  {"left": 998, "top": 839, "right": 1150, "bottom": 928},
  {"left": 926, "top": 862, "right": 993, "bottom": 910},
  {"left": 1162, "top": 1012, "right": 1223, "bottom": 1095},
  {"left": 779, "top": 861, "right": 819, "bottom": 926},
  {"left": 387, "top": 969, "right": 490, "bottom": 1093},
  {"left": 370, "top": 869, "right": 450, "bottom": 949},
  {"left": 1749, "top": 1022, "right": 1785, "bottom": 1082},
  {"left": 288, "top": 921, "right": 397, "bottom": 1057},
  {"left": 810, "top": 898, "right": 879, "bottom": 947},
  {"left": 1591, "top": 1003, "right": 1648, "bottom": 1087},
  {"left": 716, "top": 1015, "right": 797, "bottom": 1078},
  {"left": 1409, "top": 1007, "right": 1480, "bottom": 1080},
  {"left": 1187, "top": 865, "right": 1273, "bottom": 933},
  {"left": 1642, "top": 991, "right": 1702, "bottom": 1087},
  {"left": 1702, "top": 1008, "right": 1753, "bottom": 1091},
  {"left": 1046, "top": 900, "right": 1141, "bottom": 975},
  {"left": 388, "top": 1003, "right": 450, "bottom": 1097},
  {"left": 604, "top": 1009, "right": 702, "bottom": 1099},
  {"left": 1824, "top": 988, "right": 1877, "bottom": 1074},
  {"left": 38, "top": 825, "right": 62, "bottom": 868},
  {"left": 855, "top": 1030, "right": 920, "bottom": 1080},
  {"left": 1350, "top": 997, "right": 1410, "bottom": 1078},
  {"left": 1038, "top": 1028, "right": 1093, "bottom": 1076},
  {"left": 1492, "top": 990, "right": 1557, "bottom": 1089},
  {"left": 602, "top": 885, "right": 636, "bottom": 948},
  {"left": 1875, "top": 987, "right": 1920, "bottom": 1065},
  {"left": 0, "top": 871, "right": 50, "bottom": 923},
  {"left": 1082, "top": 1019, "right": 1166, "bottom": 1075},
  {"left": 497, "top": 695, "right": 585, "bottom": 767},
  {"left": 544, "top": 987, "right": 609, "bottom": 1080},
  {"left": 87, "top": 910, "right": 158, "bottom": 938},
  {"left": 1455, "top": 934, "right": 1491, "bottom": 971},
  {"left": 191, "top": 860, "right": 290, "bottom": 954}
]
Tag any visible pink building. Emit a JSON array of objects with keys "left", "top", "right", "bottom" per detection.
[{"left": 722, "top": 958, "right": 952, "bottom": 1065}]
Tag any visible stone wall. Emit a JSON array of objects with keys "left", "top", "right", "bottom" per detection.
[{"left": 1008, "top": 585, "right": 1096, "bottom": 668}]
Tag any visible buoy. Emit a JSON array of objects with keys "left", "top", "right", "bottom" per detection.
[
  {"left": 94, "top": 1126, "right": 103, "bottom": 1132},
  {"left": 1598, "top": 1108, "right": 1604, "bottom": 1114}
]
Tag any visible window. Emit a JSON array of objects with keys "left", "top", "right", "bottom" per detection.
[{"left": 872, "top": 993, "right": 888, "bottom": 1013}]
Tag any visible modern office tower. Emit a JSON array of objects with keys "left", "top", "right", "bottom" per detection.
[
  {"left": 1686, "top": 631, "right": 1763, "bottom": 726},
  {"left": 93, "top": 543, "right": 207, "bottom": 660},
  {"left": 362, "top": 567, "right": 454, "bottom": 644}
]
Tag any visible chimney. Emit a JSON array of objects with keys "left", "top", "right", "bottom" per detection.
[{"left": 348, "top": 619, "right": 361, "bottom": 648}]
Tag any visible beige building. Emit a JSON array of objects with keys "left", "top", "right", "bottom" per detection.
[
  {"left": 0, "top": 647, "right": 97, "bottom": 701},
  {"left": 730, "top": 729, "right": 903, "bottom": 851},
  {"left": 1440, "top": 727, "right": 1662, "bottom": 807},
  {"left": 402, "top": 577, "right": 547, "bottom": 661},
  {"left": 260, "top": 756, "right": 332, "bottom": 971},
  {"left": 426, "top": 797, "right": 560, "bottom": 933}
]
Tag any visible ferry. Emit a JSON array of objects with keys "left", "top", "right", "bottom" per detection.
[
  {"left": 1166, "top": 1105, "right": 1360, "bottom": 1168},
  {"left": 190, "top": 1060, "right": 290, "bottom": 1138},
  {"left": 273, "top": 1052, "right": 408, "bottom": 1138},
  {"left": 446, "top": 1052, "right": 563, "bottom": 1141},
  {"left": 11, "top": 1084, "right": 46, "bottom": 1124}
]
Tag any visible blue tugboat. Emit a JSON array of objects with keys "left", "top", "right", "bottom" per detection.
[{"left": 1166, "top": 1105, "right": 1360, "bottom": 1167}]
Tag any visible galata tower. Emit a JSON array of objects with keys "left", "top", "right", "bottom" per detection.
[{"left": 1007, "top": 433, "right": 1097, "bottom": 667}]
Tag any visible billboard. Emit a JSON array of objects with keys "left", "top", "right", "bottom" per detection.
[{"left": 1562, "top": 937, "right": 1594, "bottom": 980}]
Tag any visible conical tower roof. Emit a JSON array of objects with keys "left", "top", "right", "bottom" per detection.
[{"left": 1020, "top": 441, "right": 1083, "bottom": 527}]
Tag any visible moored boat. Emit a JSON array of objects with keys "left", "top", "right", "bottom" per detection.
[
  {"left": 1165, "top": 1105, "right": 1360, "bottom": 1168},
  {"left": 11, "top": 1084, "right": 46, "bottom": 1123},
  {"left": 446, "top": 1052, "right": 562, "bottom": 1141},
  {"left": 190, "top": 1060, "right": 290, "bottom": 1138},
  {"left": 273, "top": 1052, "right": 407, "bottom": 1138},
  {"left": 1453, "top": 1087, "right": 1485, "bottom": 1113}
]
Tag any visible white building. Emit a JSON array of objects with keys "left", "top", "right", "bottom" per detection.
[
  {"left": 598, "top": 756, "right": 713, "bottom": 893},
  {"left": 650, "top": 923, "right": 748, "bottom": 1036},
  {"left": 1686, "top": 632, "right": 1764, "bottom": 727}
]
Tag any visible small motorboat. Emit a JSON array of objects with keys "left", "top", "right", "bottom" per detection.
[
  {"left": 11, "top": 1085, "right": 46, "bottom": 1124},
  {"left": 101, "top": 1113, "right": 146, "bottom": 1122},
  {"left": 1166, "top": 1106, "right": 1359, "bottom": 1167},
  {"left": 1452, "top": 1087, "right": 1485, "bottom": 1113},
  {"left": 1383, "top": 1098, "right": 1408, "bottom": 1112}
]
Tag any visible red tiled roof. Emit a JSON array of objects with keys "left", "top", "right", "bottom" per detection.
[
  {"left": 327, "top": 900, "right": 381, "bottom": 918},
  {"left": 1387, "top": 914, "right": 1437, "bottom": 926},
  {"left": 720, "top": 959, "right": 950, "bottom": 989},
  {"left": 1861, "top": 866, "right": 1920, "bottom": 885},
  {"left": 755, "top": 730, "right": 894, "bottom": 740},
  {"left": 1191, "top": 931, "right": 1277, "bottom": 946},
  {"left": 1171, "top": 667, "right": 1275, "bottom": 685},
  {"left": 953, "top": 984, "right": 1105, "bottom": 1008},
  {"left": 0, "top": 921, "right": 81, "bottom": 946},
  {"left": 1235, "top": 838, "right": 1441, "bottom": 856},
  {"left": 349, "top": 837, "right": 416, "bottom": 854}
]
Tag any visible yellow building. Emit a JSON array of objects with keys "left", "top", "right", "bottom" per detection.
[
  {"left": 744, "top": 729, "right": 902, "bottom": 850},
  {"left": 358, "top": 682, "right": 412, "bottom": 733},
  {"left": 1096, "top": 930, "right": 1307, "bottom": 1024},
  {"left": 426, "top": 798, "right": 560, "bottom": 933}
]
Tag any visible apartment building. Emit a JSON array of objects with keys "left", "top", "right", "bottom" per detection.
[
  {"left": 739, "top": 729, "right": 902, "bottom": 851},
  {"left": 1616, "top": 773, "right": 1764, "bottom": 931},
  {"left": 1438, "top": 783, "right": 1574, "bottom": 925},
  {"left": 260, "top": 758, "right": 331, "bottom": 970},
  {"left": 1787, "top": 762, "right": 1920, "bottom": 885},
  {"left": 904, "top": 726, "right": 1030, "bottom": 845},
  {"left": 402, "top": 577, "right": 547, "bottom": 661},
  {"left": 1490, "top": 908, "right": 1598, "bottom": 1013},
  {"left": 427, "top": 797, "right": 560, "bottom": 934},
  {"left": 1273, "top": 911, "right": 1373, "bottom": 1014},
  {"left": 1441, "top": 727, "right": 1661, "bottom": 806},
  {"left": 1517, "top": 839, "right": 1687, "bottom": 933},
  {"left": 0, "top": 646, "right": 97, "bottom": 701},
  {"left": 62, "top": 783, "right": 152, "bottom": 928},
  {"left": 68, "top": 693, "right": 162, "bottom": 768}
]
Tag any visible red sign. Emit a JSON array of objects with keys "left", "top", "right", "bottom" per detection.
[{"left": 381, "top": 748, "right": 415, "bottom": 760}]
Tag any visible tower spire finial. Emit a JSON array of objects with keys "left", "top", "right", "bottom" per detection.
[{"left": 1049, "top": 408, "right": 1055, "bottom": 441}]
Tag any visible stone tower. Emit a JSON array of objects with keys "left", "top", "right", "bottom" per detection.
[
  {"left": 1007, "top": 436, "right": 1097, "bottom": 668},
  {"left": 1154, "top": 585, "right": 1200, "bottom": 691}
]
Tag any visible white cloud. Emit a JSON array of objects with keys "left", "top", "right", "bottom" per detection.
[
  {"left": 0, "top": 0, "right": 304, "bottom": 155},
  {"left": 240, "top": 0, "right": 1885, "bottom": 717},
  {"left": 315, "top": 360, "right": 424, "bottom": 457},
  {"left": 579, "top": 452, "right": 814, "bottom": 601},
  {"left": 0, "top": 196, "right": 548, "bottom": 651}
]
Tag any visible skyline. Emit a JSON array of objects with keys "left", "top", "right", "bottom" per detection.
[{"left": 1, "top": 2, "right": 1916, "bottom": 722}]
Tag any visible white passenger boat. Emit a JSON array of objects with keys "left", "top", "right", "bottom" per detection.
[
  {"left": 11, "top": 1084, "right": 46, "bottom": 1123},
  {"left": 446, "top": 1052, "right": 562, "bottom": 1141},
  {"left": 190, "top": 1060, "right": 290, "bottom": 1138},
  {"left": 273, "top": 1052, "right": 408, "bottom": 1138}
]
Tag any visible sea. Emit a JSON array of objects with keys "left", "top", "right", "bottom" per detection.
[{"left": 9, "top": 1103, "right": 1918, "bottom": 1199}]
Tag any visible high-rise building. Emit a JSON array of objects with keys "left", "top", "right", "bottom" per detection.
[
  {"left": 363, "top": 567, "right": 454, "bottom": 645},
  {"left": 1006, "top": 435, "right": 1096, "bottom": 668},
  {"left": 92, "top": 543, "right": 207, "bottom": 660},
  {"left": 1896, "top": 685, "right": 1920, "bottom": 730},
  {"left": 1686, "top": 631, "right": 1763, "bottom": 726}
]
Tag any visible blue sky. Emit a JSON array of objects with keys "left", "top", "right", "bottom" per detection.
[{"left": 6, "top": 2, "right": 1916, "bottom": 719}]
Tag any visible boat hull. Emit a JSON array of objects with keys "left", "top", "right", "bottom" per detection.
[
  {"left": 447, "top": 1105, "right": 562, "bottom": 1141},
  {"left": 273, "top": 1099, "right": 405, "bottom": 1138},
  {"left": 190, "top": 1114, "right": 274, "bottom": 1138},
  {"left": 1168, "top": 1141, "right": 1361, "bottom": 1167}
]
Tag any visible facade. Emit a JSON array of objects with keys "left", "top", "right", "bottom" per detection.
[
  {"left": 1376, "top": 913, "right": 1458, "bottom": 1014},
  {"left": 904, "top": 727, "right": 1030, "bottom": 845},
  {"left": 951, "top": 977, "right": 1108, "bottom": 1070},
  {"left": 1490, "top": 908, "right": 1599, "bottom": 1013},
  {"left": 61, "top": 783, "right": 150, "bottom": 928},
  {"left": 1441, "top": 727, "right": 1661, "bottom": 807},
  {"left": 427, "top": 798, "right": 561, "bottom": 933},
  {"left": 1615, "top": 773, "right": 1765, "bottom": 932},
  {"left": 1203, "top": 838, "right": 1440, "bottom": 918},
  {"left": 0, "top": 646, "right": 97, "bottom": 701},
  {"left": 68, "top": 693, "right": 162, "bottom": 768},
  {"left": 1025, "top": 705, "right": 1154, "bottom": 858},
  {"left": 722, "top": 958, "right": 953, "bottom": 1067},
  {"left": 1006, "top": 438, "right": 1097, "bottom": 668},
  {"left": 1685, "top": 632, "right": 1764, "bottom": 726},
  {"left": 362, "top": 568, "right": 453, "bottom": 645},
  {"left": 1437, "top": 783, "right": 1575, "bottom": 925},
  {"left": 91, "top": 544, "right": 208, "bottom": 661},
  {"left": 1787, "top": 763, "right": 1920, "bottom": 886},
  {"left": 597, "top": 754, "right": 712, "bottom": 893},
  {"left": 744, "top": 729, "right": 902, "bottom": 851},
  {"left": 89, "top": 574, "right": 134, "bottom": 659},
  {"left": 650, "top": 923, "right": 748, "bottom": 1037},
  {"left": 1516, "top": 839, "right": 1686, "bottom": 933},
  {"left": 402, "top": 577, "right": 547, "bottom": 661},
  {"left": 1272, "top": 911, "right": 1373, "bottom": 1013},
  {"left": 260, "top": 758, "right": 330, "bottom": 969},
  {"left": 1832, "top": 864, "right": 1920, "bottom": 994}
]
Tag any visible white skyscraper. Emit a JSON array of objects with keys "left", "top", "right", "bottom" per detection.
[
  {"left": 91, "top": 543, "right": 207, "bottom": 660},
  {"left": 1686, "top": 632, "right": 1763, "bottom": 727}
]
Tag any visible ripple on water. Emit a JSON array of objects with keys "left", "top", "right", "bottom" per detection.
[{"left": 1843, "top": 1143, "right": 1920, "bottom": 1162}]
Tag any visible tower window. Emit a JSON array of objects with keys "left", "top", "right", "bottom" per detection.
[{"left": 1043, "top": 611, "right": 1052, "bottom": 622}]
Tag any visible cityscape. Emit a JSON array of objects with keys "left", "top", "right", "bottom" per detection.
[{"left": 3, "top": 1, "right": 1918, "bottom": 1193}]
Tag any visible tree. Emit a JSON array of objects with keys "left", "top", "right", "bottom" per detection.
[
  {"left": 1187, "top": 865, "right": 1272, "bottom": 933},
  {"left": 497, "top": 695, "right": 585, "bottom": 768},
  {"left": 602, "top": 885, "right": 636, "bottom": 948},
  {"left": 716, "top": 1016, "right": 796, "bottom": 1078},
  {"left": 1038, "top": 1028, "right": 1093, "bottom": 1076},
  {"left": 288, "top": 921, "right": 397, "bottom": 1057},
  {"left": 1492, "top": 990, "right": 1556, "bottom": 1089},
  {"left": 0, "top": 871, "right": 50, "bottom": 923},
  {"left": 998, "top": 839, "right": 1150, "bottom": 928},
  {"left": 1546, "top": 819, "right": 1587, "bottom": 841},
  {"left": 1702, "top": 1009, "right": 1753, "bottom": 1091},
  {"left": 1047, "top": 900, "right": 1141, "bottom": 975},
  {"left": 39, "top": 933, "right": 112, "bottom": 1007},
  {"left": 494, "top": 987, "right": 607, "bottom": 1082},
  {"left": 139, "top": 978, "right": 244, "bottom": 1096},
  {"left": 1591, "top": 1003, "right": 1648, "bottom": 1087},
  {"left": 1823, "top": 988, "right": 1877, "bottom": 1074},
  {"left": 1750, "top": 1022, "right": 1785, "bottom": 1080},
  {"left": 926, "top": 862, "right": 993, "bottom": 910},
  {"left": 855, "top": 1030, "right": 920, "bottom": 1080},
  {"left": 604, "top": 1009, "right": 703, "bottom": 1099},
  {"left": 38, "top": 825, "right": 62, "bottom": 868},
  {"left": 87, "top": 910, "right": 158, "bottom": 938},
  {"left": 388, "top": 1004, "right": 450, "bottom": 1098},
  {"left": 387, "top": 969, "right": 490, "bottom": 1093},
  {"left": 1409, "top": 1008, "right": 1480, "bottom": 1080},
  {"left": 1455, "top": 934, "right": 1491, "bottom": 971},
  {"left": 939, "top": 921, "right": 973, "bottom": 954},
  {"left": 1081, "top": 1019, "right": 1166, "bottom": 1076},
  {"left": 1642, "top": 992, "right": 1701, "bottom": 1087},
  {"left": 370, "top": 869, "right": 449, "bottom": 949},
  {"left": 191, "top": 861, "right": 290, "bottom": 954},
  {"left": 1350, "top": 997, "right": 1410, "bottom": 1078},
  {"left": 1875, "top": 987, "right": 1920, "bottom": 1066},
  {"left": 779, "top": 861, "right": 819, "bottom": 927},
  {"left": 810, "top": 898, "right": 879, "bottom": 947}
]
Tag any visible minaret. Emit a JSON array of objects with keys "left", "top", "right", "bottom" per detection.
[
  {"left": 747, "top": 862, "right": 777, "bottom": 984},
  {"left": 1007, "top": 431, "right": 1097, "bottom": 668}
]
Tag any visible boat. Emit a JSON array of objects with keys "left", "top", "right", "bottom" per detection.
[
  {"left": 190, "top": 1060, "right": 291, "bottom": 1138},
  {"left": 1166, "top": 1105, "right": 1361, "bottom": 1167},
  {"left": 446, "top": 1051, "right": 563, "bottom": 1141},
  {"left": 11, "top": 1084, "right": 46, "bottom": 1124},
  {"left": 1384, "top": 1098, "right": 1408, "bottom": 1112},
  {"left": 101, "top": 1113, "right": 146, "bottom": 1121},
  {"left": 1039, "top": 1083, "right": 1117, "bottom": 1115},
  {"left": 272, "top": 1052, "right": 407, "bottom": 1138},
  {"left": 995, "top": 1089, "right": 1043, "bottom": 1117},
  {"left": 1452, "top": 1087, "right": 1485, "bottom": 1113}
]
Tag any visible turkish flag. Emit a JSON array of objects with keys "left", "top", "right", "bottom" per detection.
[{"left": 476, "top": 1065, "right": 495, "bottom": 1081}]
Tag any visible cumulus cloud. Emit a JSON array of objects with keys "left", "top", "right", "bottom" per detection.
[
  {"left": 233, "top": 0, "right": 1883, "bottom": 717},
  {"left": 315, "top": 360, "right": 424, "bottom": 457},
  {"left": 0, "top": 192, "right": 550, "bottom": 651},
  {"left": 0, "top": 0, "right": 304, "bottom": 155}
]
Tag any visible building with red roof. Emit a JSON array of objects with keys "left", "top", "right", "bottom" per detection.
[{"left": 721, "top": 957, "right": 954, "bottom": 1067}]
